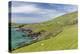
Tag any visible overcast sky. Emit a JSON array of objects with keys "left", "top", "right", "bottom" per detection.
[{"left": 11, "top": 1, "right": 78, "bottom": 23}]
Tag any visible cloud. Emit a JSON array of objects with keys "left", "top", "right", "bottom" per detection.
[
  {"left": 12, "top": 2, "right": 63, "bottom": 14},
  {"left": 47, "top": 4, "right": 78, "bottom": 13},
  {"left": 11, "top": 1, "right": 78, "bottom": 23},
  {"left": 11, "top": 16, "right": 51, "bottom": 23},
  {"left": 12, "top": 4, "right": 40, "bottom": 13}
]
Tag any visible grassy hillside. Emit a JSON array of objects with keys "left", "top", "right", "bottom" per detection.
[
  {"left": 12, "top": 11, "right": 78, "bottom": 52},
  {"left": 13, "top": 24, "right": 78, "bottom": 52}
]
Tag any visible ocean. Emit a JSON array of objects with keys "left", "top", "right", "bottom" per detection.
[{"left": 11, "top": 28, "right": 33, "bottom": 49}]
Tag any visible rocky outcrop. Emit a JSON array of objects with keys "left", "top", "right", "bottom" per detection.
[{"left": 16, "top": 28, "right": 46, "bottom": 41}]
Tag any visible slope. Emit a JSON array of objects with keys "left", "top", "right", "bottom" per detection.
[
  {"left": 13, "top": 24, "right": 78, "bottom": 52},
  {"left": 12, "top": 11, "right": 78, "bottom": 52}
]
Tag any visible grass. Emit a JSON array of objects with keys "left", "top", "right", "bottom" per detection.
[
  {"left": 12, "top": 24, "right": 78, "bottom": 53},
  {"left": 11, "top": 11, "right": 78, "bottom": 53}
]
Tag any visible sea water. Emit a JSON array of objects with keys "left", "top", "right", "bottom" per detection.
[{"left": 11, "top": 28, "right": 33, "bottom": 49}]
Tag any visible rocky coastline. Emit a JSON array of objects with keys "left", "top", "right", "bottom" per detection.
[{"left": 16, "top": 27, "right": 45, "bottom": 41}]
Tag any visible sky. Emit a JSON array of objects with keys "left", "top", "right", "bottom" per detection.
[{"left": 10, "top": 1, "right": 78, "bottom": 23}]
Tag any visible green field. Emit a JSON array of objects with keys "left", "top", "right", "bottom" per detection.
[{"left": 12, "top": 11, "right": 78, "bottom": 53}]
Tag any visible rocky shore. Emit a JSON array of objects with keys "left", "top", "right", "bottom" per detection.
[{"left": 16, "top": 27, "right": 45, "bottom": 41}]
